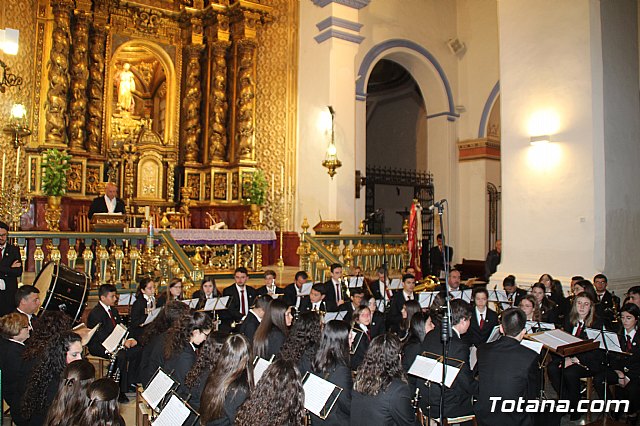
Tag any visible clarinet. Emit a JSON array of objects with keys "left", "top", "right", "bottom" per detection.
[
  {"left": 412, "top": 388, "right": 425, "bottom": 426},
  {"left": 106, "top": 331, "right": 129, "bottom": 383}
]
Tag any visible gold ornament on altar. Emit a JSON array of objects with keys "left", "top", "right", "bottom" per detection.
[{"left": 322, "top": 106, "right": 341, "bottom": 179}]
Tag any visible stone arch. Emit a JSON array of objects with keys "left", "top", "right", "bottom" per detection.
[{"left": 478, "top": 81, "right": 500, "bottom": 138}]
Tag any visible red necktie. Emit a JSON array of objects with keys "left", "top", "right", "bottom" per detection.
[
  {"left": 575, "top": 322, "right": 583, "bottom": 337},
  {"left": 108, "top": 309, "right": 116, "bottom": 326},
  {"left": 627, "top": 335, "right": 633, "bottom": 352},
  {"left": 480, "top": 314, "right": 485, "bottom": 330},
  {"left": 366, "top": 329, "right": 371, "bottom": 341},
  {"left": 240, "top": 289, "right": 246, "bottom": 315}
]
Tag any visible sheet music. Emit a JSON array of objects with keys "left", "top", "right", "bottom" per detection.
[
  {"left": 486, "top": 325, "right": 501, "bottom": 343},
  {"left": 143, "top": 308, "right": 162, "bottom": 326},
  {"left": 253, "top": 357, "right": 272, "bottom": 384},
  {"left": 181, "top": 298, "right": 199, "bottom": 309},
  {"left": 348, "top": 277, "right": 364, "bottom": 288},
  {"left": 525, "top": 321, "right": 556, "bottom": 333},
  {"left": 73, "top": 323, "right": 100, "bottom": 346},
  {"left": 449, "top": 289, "right": 472, "bottom": 303},
  {"left": 350, "top": 328, "right": 364, "bottom": 354},
  {"left": 102, "top": 323, "right": 127, "bottom": 354},
  {"left": 418, "top": 291, "right": 439, "bottom": 309},
  {"left": 521, "top": 339, "right": 544, "bottom": 354},
  {"left": 375, "top": 299, "right": 386, "bottom": 313},
  {"left": 142, "top": 369, "right": 175, "bottom": 410},
  {"left": 152, "top": 394, "right": 191, "bottom": 426},
  {"left": 303, "top": 373, "right": 338, "bottom": 417},
  {"left": 488, "top": 289, "right": 509, "bottom": 303},
  {"left": 388, "top": 279, "right": 402, "bottom": 290},
  {"left": 299, "top": 282, "right": 313, "bottom": 296},
  {"left": 323, "top": 311, "right": 347, "bottom": 323},
  {"left": 585, "top": 328, "right": 624, "bottom": 353},
  {"left": 118, "top": 293, "right": 136, "bottom": 305},
  {"left": 408, "top": 355, "right": 460, "bottom": 388},
  {"left": 530, "top": 329, "right": 582, "bottom": 350},
  {"left": 213, "top": 296, "right": 230, "bottom": 310},
  {"left": 469, "top": 346, "right": 477, "bottom": 370}
]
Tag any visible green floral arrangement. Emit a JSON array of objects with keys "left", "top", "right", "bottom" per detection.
[
  {"left": 243, "top": 169, "right": 269, "bottom": 206},
  {"left": 41, "top": 149, "right": 71, "bottom": 196}
]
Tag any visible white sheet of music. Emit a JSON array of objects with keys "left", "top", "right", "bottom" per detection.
[
  {"left": 303, "top": 373, "right": 337, "bottom": 417},
  {"left": 181, "top": 298, "right": 199, "bottom": 309},
  {"left": 118, "top": 293, "right": 136, "bottom": 305},
  {"left": 469, "top": 346, "right": 478, "bottom": 370},
  {"left": 73, "top": 323, "right": 100, "bottom": 346},
  {"left": 585, "top": 328, "right": 624, "bottom": 353},
  {"left": 530, "top": 329, "right": 582, "bottom": 350},
  {"left": 348, "top": 277, "right": 364, "bottom": 288},
  {"left": 253, "top": 357, "right": 272, "bottom": 384},
  {"left": 152, "top": 394, "right": 190, "bottom": 426},
  {"left": 213, "top": 296, "right": 230, "bottom": 310},
  {"left": 389, "top": 279, "right": 402, "bottom": 290},
  {"left": 102, "top": 323, "right": 127, "bottom": 354},
  {"left": 143, "top": 308, "right": 162, "bottom": 326},
  {"left": 299, "top": 282, "right": 313, "bottom": 296},
  {"left": 323, "top": 311, "right": 347, "bottom": 323},
  {"left": 488, "top": 289, "right": 509, "bottom": 303},
  {"left": 525, "top": 321, "right": 556, "bottom": 333},
  {"left": 486, "top": 326, "right": 501, "bottom": 343},
  {"left": 408, "top": 355, "right": 460, "bottom": 388},
  {"left": 418, "top": 291, "right": 439, "bottom": 308},
  {"left": 142, "top": 369, "right": 175, "bottom": 410},
  {"left": 450, "top": 289, "right": 473, "bottom": 303},
  {"left": 375, "top": 299, "right": 386, "bottom": 313},
  {"left": 521, "top": 339, "right": 544, "bottom": 354}
]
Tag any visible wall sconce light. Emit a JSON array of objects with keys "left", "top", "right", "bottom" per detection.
[
  {"left": 0, "top": 28, "right": 19, "bottom": 55},
  {"left": 322, "top": 105, "right": 341, "bottom": 179},
  {"left": 530, "top": 135, "right": 551, "bottom": 145}
]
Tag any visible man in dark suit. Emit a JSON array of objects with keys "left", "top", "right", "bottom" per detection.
[
  {"left": 474, "top": 308, "right": 539, "bottom": 426},
  {"left": 15, "top": 284, "right": 40, "bottom": 329},
  {"left": 256, "top": 269, "right": 285, "bottom": 298},
  {"left": 0, "top": 221, "right": 23, "bottom": 317},
  {"left": 464, "top": 287, "right": 499, "bottom": 347},
  {"left": 593, "top": 273, "right": 620, "bottom": 328},
  {"left": 299, "top": 284, "right": 327, "bottom": 313},
  {"left": 283, "top": 270, "right": 309, "bottom": 309},
  {"left": 484, "top": 239, "right": 501, "bottom": 281},
  {"left": 435, "top": 268, "right": 469, "bottom": 293},
  {"left": 503, "top": 274, "right": 527, "bottom": 308},
  {"left": 221, "top": 267, "right": 257, "bottom": 332},
  {"left": 88, "top": 182, "right": 126, "bottom": 219},
  {"left": 239, "top": 294, "right": 270, "bottom": 342},
  {"left": 323, "top": 263, "right": 345, "bottom": 312},
  {"left": 387, "top": 274, "right": 416, "bottom": 333},
  {"left": 87, "top": 284, "right": 139, "bottom": 402},
  {"left": 338, "top": 286, "right": 365, "bottom": 319},
  {"left": 418, "top": 298, "right": 477, "bottom": 419},
  {"left": 369, "top": 267, "right": 395, "bottom": 302},
  {"left": 429, "top": 233, "right": 453, "bottom": 278}
]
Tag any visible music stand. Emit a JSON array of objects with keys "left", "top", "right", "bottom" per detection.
[
  {"left": 151, "top": 391, "right": 199, "bottom": 426},
  {"left": 350, "top": 327, "right": 365, "bottom": 355},
  {"left": 142, "top": 367, "right": 179, "bottom": 412},
  {"left": 252, "top": 355, "right": 274, "bottom": 384},
  {"left": 302, "top": 372, "right": 343, "bottom": 420}
]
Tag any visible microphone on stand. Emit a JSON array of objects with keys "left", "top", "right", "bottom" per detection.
[{"left": 428, "top": 199, "right": 446, "bottom": 211}]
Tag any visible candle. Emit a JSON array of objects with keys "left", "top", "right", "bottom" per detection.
[
  {"left": 271, "top": 172, "right": 275, "bottom": 200},
  {"left": 15, "top": 146, "right": 20, "bottom": 179}
]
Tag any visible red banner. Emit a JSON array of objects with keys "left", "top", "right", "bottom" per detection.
[{"left": 408, "top": 201, "right": 422, "bottom": 280}]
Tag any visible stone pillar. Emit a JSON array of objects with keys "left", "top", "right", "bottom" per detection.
[{"left": 494, "top": 0, "right": 640, "bottom": 292}]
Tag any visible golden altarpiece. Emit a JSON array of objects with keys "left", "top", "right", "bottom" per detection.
[{"left": 23, "top": 0, "right": 279, "bottom": 230}]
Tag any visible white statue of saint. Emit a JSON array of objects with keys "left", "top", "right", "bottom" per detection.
[{"left": 117, "top": 63, "right": 136, "bottom": 113}]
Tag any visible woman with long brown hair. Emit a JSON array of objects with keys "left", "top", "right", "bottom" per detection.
[
  {"left": 44, "top": 359, "right": 95, "bottom": 426},
  {"left": 157, "top": 277, "right": 184, "bottom": 307},
  {"left": 184, "top": 331, "right": 227, "bottom": 411},
  {"left": 252, "top": 299, "right": 291, "bottom": 359},
  {"left": 278, "top": 311, "right": 321, "bottom": 376},
  {"left": 78, "top": 378, "right": 125, "bottom": 426},
  {"left": 199, "top": 334, "right": 254, "bottom": 426},
  {"left": 519, "top": 294, "right": 541, "bottom": 322},
  {"left": 235, "top": 359, "right": 305, "bottom": 426}
]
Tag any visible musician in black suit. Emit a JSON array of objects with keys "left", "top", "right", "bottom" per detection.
[
  {"left": 87, "top": 284, "right": 139, "bottom": 402},
  {"left": 338, "top": 286, "right": 365, "bottom": 318},
  {"left": 429, "top": 233, "right": 453, "bottom": 278},
  {"left": 193, "top": 276, "right": 219, "bottom": 311},
  {"left": 503, "top": 274, "right": 527, "bottom": 307},
  {"left": 484, "top": 239, "right": 501, "bottom": 281},
  {"left": 0, "top": 312, "right": 30, "bottom": 425},
  {"left": 323, "top": 263, "right": 345, "bottom": 312},
  {"left": 14, "top": 284, "right": 40, "bottom": 330},
  {"left": 387, "top": 274, "right": 416, "bottom": 332},
  {"left": 464, "top": 287, "right": 500, "bottom": 347},
  {"left": 417, "top": 299, "right": 477, "bottom": 419},
  {"left": 474, "top": 308, "right": 539, "bottom": 426},
  {"left": 370, "top": 267, "right": 395, "bottom": 302},
  {"left": 238, "top": 294, "right": 270, "bottom": 341},
  {"left": 0, "top": 221, "right": 23, "bottom": 317},
  {"left": 283, "top": 270, "right": 309, "bottom": 309},
  {"left": 128, "top": 277, "right": 156, "bottom": 341},
  {"left": 221, "top": 267, "right": 257, "bottom": 332},
  {"left": 435, "top": 268, "right": 469, "bottom": 293},
  {"left": 367, "top": 297, "right": 386, "bottom": 338},
  {"left": 298, "top": 283, "right": 327, "bottom": 313},
  {"left": 256, "top": 269, "right": 285, "bottom": 298},
  {"left": 87, "top": 182, "right": 126, "bottom": 219},
  {"left": 593, "top": 303, "right": 640, "bottom": 419},
  {"left": 531, "top": 282, "right": 559, "bottom": 325},
  {"left": 594, "top": 273, "right": 620, "bottom": 329}
]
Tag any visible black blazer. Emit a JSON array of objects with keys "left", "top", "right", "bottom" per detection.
[
  {"left": 612, "top": 331, "right": 640, "bottom": 380},
  {"left": 463, "top": 307, "right": 499, "bottom": 347},
  {"left": 417, "top": 330, "right": 476, "bottom": 418},
  {"left": 387, "top": 292, "right": 413, "bottom": 334},
  {"left": 310, "top": 364, "right": 351, "bottom": 426},
  {"left": 474, "top": 336, "right": 539, "bottom": 426},
  {"left": 283, "top": 283, "right": 304, "bottom": 307},
  {"left": 370, "top": 311, "right": 386, "bottom": 338},
  {"left": 205, "top": 386, "right": 248, "bottom": 426},
  {"left": 222, "top": 285, "right": 257, "bottom": 322},
  {"left": 429, "top": 245, "right": 453, "bottom": 277},
  {"left": 350, "top": 327, "right": 370, "bottom": 371},
  {"left": 140, "top": 331, "right": 169, "bottom": 387},
  {"left": 559, "top": 316, "right": 605, "bottom": 371},
  {"left": 0, "top": 338, "right": 25, "bottom": 422},
  {"left": 350, "top": 379, "right": 415, "bottom": 425},
  {"left": 401, "top": 337, "right": 422, "bottom": 388},
  {"left": 128, "top": 296, "right": 151, "bottom": 341},
  {"left": 0, "top": 244, "right": 23, "bottom": 317},
  {"left": 370, "top": 279, "right": 397, "bottom": 300},
  {"left": 323, "top": 280, "right": 345, "bottom": 312},
  {"left": 299, "top": 298, "right": 327, "bottom": 314},
  {"left": 506, "top": 288, "right": 527, "bottom": 307},
  {"left": 87, "top": 196, "right": 126, "bottom": 219},
  {"left": 596, "top": 290, "right": 621, "bottom": 329},
  {"left": 238, "top": 311, "right": 261, "bottom": 341},
  {"left": 263, "top": 328, "right": 286, "bottom": 360},
  {"left": 164, "top": 344, "right": 197, "bottom": 399},
  {"left": 256, "top": 285, "right": 285, "bottom": 297},
  {"left": 87, "top": 304, "right": 122, "bottom": 358},
  {"left": 539, "top": 298, "right": 559, "bottom": 325}
]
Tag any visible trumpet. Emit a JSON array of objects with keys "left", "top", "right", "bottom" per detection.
[{"left": 414, "top": 275, "right": 439, "bottom": 293}]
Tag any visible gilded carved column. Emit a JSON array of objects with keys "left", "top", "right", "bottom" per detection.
[
  {"left": 86, "top": 25, "right": 107, "bottom": 154},
  {"left": 208, "top": 41, "right": 230, "bottom": 163},
  {"left": 183, "top": 45, "right": 204, "bottom": 164},
  {"left": 68, "top": 11, "right": 91, "bottom": 151},
  {"left": 234, "top": 39, "right": 257, "bottom": 162},
  {"left": 45, "top": 0, "right": 74, "bottom": 145}
]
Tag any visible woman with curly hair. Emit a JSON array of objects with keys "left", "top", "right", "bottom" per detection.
[
  {"left": 21, "top": 331, "right": 83, "bottom": 426},
  {"left": 163, "top": 311, "right": 212, "bottom": 397},
  {"left": 44, "top": 359, "right": 95, "bottom": 426},
  {"left": 157, "top": 277, "right": 184, "bottom": 307},
  {"left": 310, "top": 320, "right": 352, "bottom": 425},
  {"left": 199, "top": 334, "right": 254, "bottom": 425},
  {"left": 235, "top": 359, "right": 305, "bottom": 426},
  {"left": 139, "top": 300, "right": 190, "bottom": 386},
  {"left": 252, "top": 299, "right": 291, "bottom": 359},
  {"left": 78, "top": 378, "right": 125, "bottom": 426},
  {"left": 0, "top": 312, "right": 30, "bottom": 425},
  {"left": 184, "top": 331, "right": 227, "bottom": 411},
  {"left": 351, "top": 333, "right": 414, "bottom": 425},
  {"left": 22, "top": 310, "right": 72, "bottom": 363},
  {"left": 278, "top": 311, "right": 321, "bottom": 376}
]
